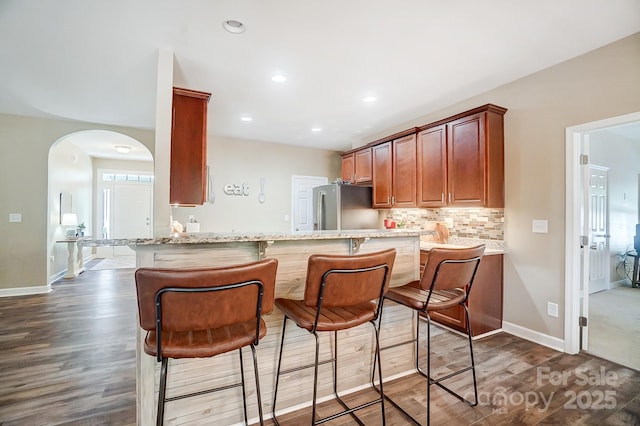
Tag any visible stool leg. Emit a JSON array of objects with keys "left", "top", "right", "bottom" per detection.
[
  {"left": 426, "top": 313, "right": 432, "bottom": 426},
  {"left": 238, "top": 347, "right": 248, "bottom": 424},
  {"left": 250, "top": 344, "right": 265, "bottom": 426},
  {"left": 463, "top": 304, "right": 478, "bottom": 406},
  {"left": 311, "top": 331, "right": 320, "bottom": 423},
  {"left": 271, "top": 316, "right": 289, "bottom": 425},
  {"left": 157, "top": 357, "right": 168, "bottom": 426},
  {"left": 372, "top": 320, "right": 386, "bottom": 425}
]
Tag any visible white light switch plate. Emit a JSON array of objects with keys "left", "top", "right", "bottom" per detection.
[
  {"left": 9, "top": 213, "right": 22, "bottom": 223},
  {"left": 532, "top": 219, "right": 548, "bottom": 233}
]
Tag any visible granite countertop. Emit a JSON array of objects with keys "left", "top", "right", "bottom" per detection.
[
  {"left": 79, "top": 229, "right": 424, "bottom": 247},
  {"left": 420, "top": 237, "right": 505, "bottom": 255}
]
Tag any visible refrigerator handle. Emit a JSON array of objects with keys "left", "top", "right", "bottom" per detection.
[{"left": 315, "top": 191, "right": 325, "bottom": 230}]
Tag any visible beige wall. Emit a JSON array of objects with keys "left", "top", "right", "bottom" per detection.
[
  {"left": 0, "top": 113, "right": 155, "bottom": 291},
  {"left": 363, "top": 33, "right": 640, "bottom": 339},
  {"left": 169, "top": 135, "right": 341, "bottom": 233}
]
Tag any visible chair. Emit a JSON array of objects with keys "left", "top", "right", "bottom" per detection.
[
  {"left": 134, "top": 258, "right": 278, "bottom": 426},
  {"left": 271, "top": 248, "right": 396, "bottom": 425},
  {"left": 378, "top": 245, "right": 485, "bottom": 425}
]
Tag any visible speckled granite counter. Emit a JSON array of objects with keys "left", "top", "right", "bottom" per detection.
[
  {"left": 420, "top": 237, "right": 505, "bottom": 255},
  {"left": 79, "top": 229, "right": 422, "bottom": 247}
]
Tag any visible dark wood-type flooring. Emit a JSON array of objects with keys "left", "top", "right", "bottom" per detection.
[{"left": 0, "top": 264, "right": 638, "bottom": 425}]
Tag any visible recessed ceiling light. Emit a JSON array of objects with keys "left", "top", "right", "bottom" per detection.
[
  {"left": 115, "top": 145, "right": 131, "bottom": 154},
  {"left": 241, "top": 116, "right": 253, "bottom": 122},
  {"left": 223, "top": 20, "right": 245, "bottom": 34},
  {"left": 311, "top": 127, "right": 322, "bottom": 132},
  {"left": 363, "top": 96, "right": 377, "bottom": 103},
  {"left": 272, "top": 74, "right": 287, "bottom": 83}
]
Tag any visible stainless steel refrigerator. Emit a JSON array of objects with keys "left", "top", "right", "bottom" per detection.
[{"left": 313, "top": 184, "right": 379, "bottom": 230}]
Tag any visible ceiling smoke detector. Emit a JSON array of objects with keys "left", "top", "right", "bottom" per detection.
[{"left": 223, "top": 20, "right": 245, "bottom": 34}]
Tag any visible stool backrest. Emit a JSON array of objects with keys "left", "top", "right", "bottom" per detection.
[
  {"left": 135, "top": 258, "right": 278, "bottom": 333},
  {"left": 420, "top": 245, "right": 485, "bottom": 294},
  {"left": 303, "top": 248, "right": 396, "bottom": 309}
]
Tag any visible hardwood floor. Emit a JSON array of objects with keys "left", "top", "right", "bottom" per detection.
[{"left": 0, "top": 266, "right": 638, "bottom": 425}]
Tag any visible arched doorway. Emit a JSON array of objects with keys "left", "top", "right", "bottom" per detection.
[{"left": 48, "top": 130, "right": 153, "bottom": 280}]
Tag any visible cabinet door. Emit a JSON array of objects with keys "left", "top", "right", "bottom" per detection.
[
  {"left": 447, "top": 113, "right": 485, "bottom": 207},
  {"left": 170, "top": 88, "right": 211, "bottom": 206},
  {"left": 417, "top": 125, "right": 447, "bottom": 207},
  {"left": 392, "top": 134, "right": 417, "bottom": 207},
  {"left": 354, "top": 148, "right": 372, "bottom": 183},
  {"left": 341, "top": 153, "right": 355, "bottom": 182},
  {"left": 372, "top": 142, "right": 392, "bottom": 208}
]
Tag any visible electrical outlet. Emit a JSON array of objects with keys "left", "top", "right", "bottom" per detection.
[
  {"left": 9, "top": 213, "right": 22, "bottom": 223},
  {"left": 547, "top": 302, "right": 558, "bottom": 317}
]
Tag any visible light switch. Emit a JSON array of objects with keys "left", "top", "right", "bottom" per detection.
[
  {"left": 9, "top": 213, "right": 22, "bottom": 223},
  {"left": 532, "top": 219, "right": 548, "bottom": 233}
]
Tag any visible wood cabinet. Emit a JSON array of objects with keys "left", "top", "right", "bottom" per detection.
[
  {"left": 417, "top": 104, "right": 507, "bottom": 208},
  {"left": 341, "top": 147, "right": 372, "bottom": 183},
  {"left": 170, "top": 87, "right": 211, "bottom": 206},
  {"left": 372, "top": 133, "right": 417, "bottom": 208},
  {"left": 421, "top": 250, "right": 503, "bottom": 336}
]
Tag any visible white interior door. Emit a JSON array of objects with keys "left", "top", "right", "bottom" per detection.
[
  {"left": 291, "top": 175, "right": 328, "bottom": 232},
  {"left": 588, "top": 165, "right": 610, "bottom": 294}
]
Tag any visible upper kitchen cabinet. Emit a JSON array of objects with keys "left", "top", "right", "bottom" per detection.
[
  {"left": 170, "top": 87, "right": 212, "bottom": 206},
  {"left": 340, "top": 147, "right": 372, "bottom": 184},
  {"left": 417, "top": 104, "right": 507, "bottom": 208},
  {"left": 372, "top": 131, "right": 417, "bottom": 208}
]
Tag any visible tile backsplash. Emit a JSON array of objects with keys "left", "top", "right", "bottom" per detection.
[{"left": 386, "top": 208, "right": 504, "bottom": 240}]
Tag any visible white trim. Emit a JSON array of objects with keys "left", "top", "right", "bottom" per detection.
[
  {"left": 502, "top": 321, "right": 564, "bottom": 353},
  {"left": 564, "top": 111, "right": 640, "bottom": 355},
  {"left": 0, "top": 285, "right": 52, "bottom": 297}
]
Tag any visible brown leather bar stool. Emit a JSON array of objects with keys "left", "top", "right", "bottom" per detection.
[
  {"left": 271, "top": 249, "right": 396, "bottom": 425},
  {"left": 134, "top": 258, "right": 278, "bottom": 426},
  {"left": 377, "top": 245, "right": 485, "bottom": 425}
]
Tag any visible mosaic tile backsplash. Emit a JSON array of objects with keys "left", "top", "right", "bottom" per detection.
[{"left": 386, "top": 208, "right": 504, "bottom": 240}]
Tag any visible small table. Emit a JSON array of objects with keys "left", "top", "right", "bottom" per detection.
[{"left": 56, "top": 237, "right": 88, "bottom": 279}]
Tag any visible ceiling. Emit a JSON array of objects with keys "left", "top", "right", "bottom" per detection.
[{"left": 1, "top": 1, "right": 640, "bottom": 156}]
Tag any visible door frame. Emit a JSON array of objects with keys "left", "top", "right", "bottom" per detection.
[{"left": 564, "top": 111, "right": 640, "bottom": 354}]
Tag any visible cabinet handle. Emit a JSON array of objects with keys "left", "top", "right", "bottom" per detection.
[
  {"left": 448, "top": 192, "right": 452, "bottom": 203},
  {"left": 387, "top": 196, "right": 390, "bottom": 204},
  {"left": 441, "top": 193, "right": 445, "bottom": 204},
  {"left": 391, "top": 196, "right": 395, "bottom": 205}
]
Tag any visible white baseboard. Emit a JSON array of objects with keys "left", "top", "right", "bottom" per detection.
[
  {"left": 502, "top": 321, "right": 564, "bottom": 352},
  {"left": 0, "top": 285, "right": 52, "bottom": 297}
]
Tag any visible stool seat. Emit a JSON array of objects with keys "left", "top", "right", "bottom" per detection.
[
  {"left": 143, "top": 318, "right": 268, "bottom": 359},
  {"left": 275, "top": 298, "right": 377, "bottom": 332},
  {"left": 385, "top": 282, "right": 466, "bottom": 311}
]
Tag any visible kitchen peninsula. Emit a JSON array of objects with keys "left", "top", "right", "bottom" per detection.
[{"left": 82, "top": 229, "right": 422, "bottom": 425}]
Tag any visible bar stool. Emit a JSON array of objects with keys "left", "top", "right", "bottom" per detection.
[
  {"left": 271, "top": 249, "right": 396, "bottom": 425},
  {"left": 377, "top": 245, "right": 485, "bottom": 425},
  {"left": 134, "top": 258, "right": 278, "bottom": 426}
]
